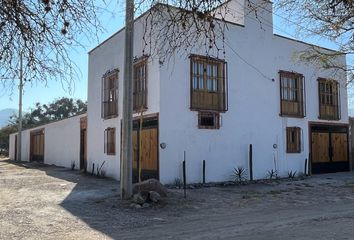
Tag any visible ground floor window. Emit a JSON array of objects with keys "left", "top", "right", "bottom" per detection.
[
  {"left": 198, "top": 111, "right": 220, "bottom": 129},
  {"left": 286, "top": 127, "right": 301, "bottom": 153},
  {"left": 104, "top": 128, "right": 115, "bottom": 155}
]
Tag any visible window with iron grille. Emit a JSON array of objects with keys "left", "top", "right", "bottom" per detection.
[
  {"left": 286, "top": 127, "right": 301, "bottom": 153},
  {"left": 318, "top": 78, "right": 340, "bottom": 120},
  {"left": 279, "top": 71, "right": 305, "bottom": 117},
  {"left": 198, "top": 111, "right": 220, "bottom": 129},
  {"left": 190, "top": 55, "right": 227, "bottom": 112},
  {"left": 102, "top": 70, "right": 118, "bottom": 119},
  {"left": 104, "top": 128, "right": 115, "bottom": 155},
  {"left": 133, "top": 57, "right": 147, "bottom": 112}
]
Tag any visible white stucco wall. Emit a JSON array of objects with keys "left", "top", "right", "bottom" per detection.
[
  {"left": 86, "top": 0, "right": 348, "bottom": 183},
  {"left": 9, "top": 114, "right": 86, "bottom": 170},
  {"left": 87, "top": 16, "right": 161, "bottom": 180},
  {"left": 212, "top": 0, "right": 245, "bottom": 25},
  {"left": 157, "top": 0, "right": 348, "bottom": 184},
  {"left": 9, "top": 133, "right": 16, "bottom": 160}
]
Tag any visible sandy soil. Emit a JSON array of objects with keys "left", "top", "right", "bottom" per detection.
[{"left": 1, "top": 158, "right": 354, "bottom": 240}]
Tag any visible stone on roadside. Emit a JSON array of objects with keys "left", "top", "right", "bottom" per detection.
[
  {"left": 142, "top": 203, "right": 150, "bottom": 208},
  {"left": 149, "top": 191, "right": 161, "bottom": 203},
  {"left": 133, "top": 179, "right": 168, "bottom": 197},
  {"left": 132, "top": 192, "right": 147, "bottom": 205}
]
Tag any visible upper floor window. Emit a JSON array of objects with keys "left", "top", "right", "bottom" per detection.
[
  {"left": 190, "top": 55, "right": 227, "bottom": 112},
  {"left": 102, "top": 70, "right": 118, "bottom": 119},
  {"left": 133, "top": 57, "right": 148, "bottom": 112},
  {"left": 318, "top": 78, "right": 340, "bottom": 120},
  {"left": 279, "top": 71, "right": 305, "bottom": 118},
  {"left": 104, "top": 127, "right": 116, "bottom": 155}
]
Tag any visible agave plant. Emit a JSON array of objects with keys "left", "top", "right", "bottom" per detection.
[
  {"left": 267, "top": 169, "right": 278, "bottom": 180},
  {"left": 232, "top": 166, "right": 247, "bottom": 182},
  {"left": 287, "top": 170, "right": 297, "bottom": 179}
]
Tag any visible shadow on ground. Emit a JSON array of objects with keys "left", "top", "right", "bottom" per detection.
[
  {"left": 1, "top": 159, "right": 140, "bottom": 238},
  {"left": 4, "top": 159, "right": 354, "bottom": 240}
]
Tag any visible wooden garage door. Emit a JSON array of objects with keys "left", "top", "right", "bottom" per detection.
[
  {"left": 311, "top": 132, "right": 330, "bottom": 163},
  {"left": 331, "top": 133, "right": 348, "bottom": 162},
  {"left": 311, "top": 125, "right": 349, "bottom": 174},
  {"left": 30, "top": 129, "right": 44, "bottom": 162},
  {"left": 132, "top": 117, "right": 159, "bottom": 183}
]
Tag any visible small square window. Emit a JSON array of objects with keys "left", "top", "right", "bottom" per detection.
[
  {"left": 198, "top": 112, "right": 220, "bottom": 129},
  {"left": 286, "top": 127, "right": 301, "bottom": 153}
]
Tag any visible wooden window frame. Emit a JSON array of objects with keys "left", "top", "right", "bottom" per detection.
[
  {"left": 101, "top": 69, "right": 119, "bottom": 119},
  {"left": 190, "top": 55, "right": 228, "bottom": 112},
  {"left": 198, "top": 111, "right": 220, "bottom": 129},
  {"left": 133, "top": 56, "right": 148, "bottom": 112},
  {"left": 286, "top": 127, "right": 301, "bottom": 153},
  {"left": 279, "top": 71, "right": 305, "bottom": 118},
  {"left": 104, "top": 127, "right": 116, "bottom": 155},
  {"left": 318, "top": 78, "right": 340, "bottom": 120}
]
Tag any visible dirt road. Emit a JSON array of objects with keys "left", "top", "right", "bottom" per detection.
[{"left": 1, "top": 159, "right": 354, "bottom": 239}]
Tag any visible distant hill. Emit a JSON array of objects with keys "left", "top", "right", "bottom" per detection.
[{"left": 0, "top": 108, "right": 16, "bottom": 128}]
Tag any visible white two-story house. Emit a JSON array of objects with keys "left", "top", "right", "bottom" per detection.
[{"left": 9, "top": 0, "right": 349, "bottom": 184}]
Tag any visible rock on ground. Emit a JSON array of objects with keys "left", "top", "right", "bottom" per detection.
[
  {"left": 133, "top": 179, "right": 168, "bottom": 197},
  {"left": 149, "top": 191, "right": 161, "bottom": 203}
]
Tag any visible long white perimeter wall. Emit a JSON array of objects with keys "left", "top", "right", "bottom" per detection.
[{"left": 9, "top": 114, "right": 86, "bottom": 170}]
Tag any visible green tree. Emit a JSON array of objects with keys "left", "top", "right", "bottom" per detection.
[{"left": 0, "top": 124, "right": 17, "bottom": 156}]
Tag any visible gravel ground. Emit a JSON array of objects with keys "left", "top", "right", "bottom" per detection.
[{"left": 1, "top": 158, "right": 354, "bottom": 240}]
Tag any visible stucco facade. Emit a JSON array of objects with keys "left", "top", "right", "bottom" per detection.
[
  {"left": 86, "top": 0, "right": 348, "bottom": 184},
  {"left": 8, "top": 0, "right": 349, "bottom": 184}
]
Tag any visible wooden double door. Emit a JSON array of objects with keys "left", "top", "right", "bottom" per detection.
[
  {"left": 132, "top": 116, "right": 159, "bottom": 183},
  {"left": 311, "top": 124, "right": 349, "bottom": 174},
  {"left": 30, "top": 129, "right": 45, "bottom": 162}
]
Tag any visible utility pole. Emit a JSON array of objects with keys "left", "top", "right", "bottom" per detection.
[
  {"left": 17, "top": 52, "right": 23, "bottom": 161},
  {"left": 121, "top": 0, "right": 134, "bottom": 199}
]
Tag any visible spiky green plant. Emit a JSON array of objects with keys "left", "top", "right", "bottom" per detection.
[
  {"left": 287, "top": 170, "right": 297, "bottom": 179},
  {"left": 232, "top": 166, "right": 247, "bottom": 182},
  {"left": 267, "top": 169, "right": 278, "bottom": 180}
]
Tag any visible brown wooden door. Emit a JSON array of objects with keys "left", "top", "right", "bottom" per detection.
[
  {"left": 331, "top": 133, "right": 348, "bottom": 162},
  {"left": 30, "top": 130, "right": 44, "bottom": 162},
  {"left": 140, "top": 128, "right": 158, "bottom": 173},
  {"left": 80, "top": 129, "right": 87, "bottom": 170},
  {"left": 132, "top": 117, "right": 159, "bottom": 183},
  {"left": 311, "top": 132, "right": 330, "bottom": 163},
  {"left": 310, "top": 125, "right": 349, "bottom": 174}
]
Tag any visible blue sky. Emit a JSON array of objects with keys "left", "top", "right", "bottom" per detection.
[{"left": 0, "top": 2, "right": 352, "bottom": 113}]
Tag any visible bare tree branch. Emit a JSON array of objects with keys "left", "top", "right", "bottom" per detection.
[{"left": 0, "top": 0, "right": 104, "bottom": 92}]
